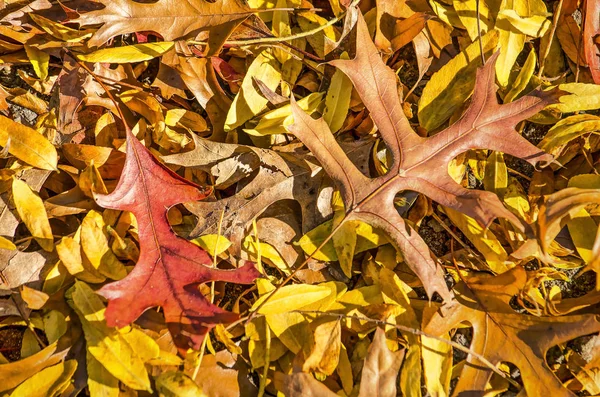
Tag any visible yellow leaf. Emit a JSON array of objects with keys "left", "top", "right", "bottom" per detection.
[
  {"left": 539, "top": 114, "right": 600, "bottom": 155},
  {"left": 0, "top": 115, "right": 57, "bottom": 170},
  {"left": 421, "top": 334, "right": 452, "bottom": 397},
  {"left": 443, "top": 207, "right": 510, "bottom": 273},
  {"left": 0, "top": 340, "right": 65, "bottom": 393},
  {"left": 9, "top": 360, "right": 78, "bottom": 397},
  {"left": 483, "top": 151, "right": 508, "bottom": 198},
  {"left": 497, "top": 9, "right": 550, "bottom": 37},
  {"left": 12, "top": 178, "right": 53, "bottom": 252},
  {"left": 225, "top": 50, "right": 282, "bottom": 131},
  {"left": 0, "top": 235, "right": 16, "bottom": 250},
  {"left": 57, "top": 235, "right": 106, "bottom": 283},
  {"left": 155, "top": 371, "right": 207, "bottom": 397},
  {"left": 323, "top": 53, "right": 352, "bottom": 133},
  {"left": 88, "top": 353, "right": 120, "bottom": 397},
  {"left": 78, "top": 42, "right": 175, "bottom": 63},
  {"left": 265, "top": 312, "right": 311, "bottom": 353},
  {"left": 243, "top": 237, "right": 289, "bottom": 273},
  {"left": 191, "top": 234, "right": 232, "bottom": 256},
  {"left": 495, "top": 0, "right": 548, "bottom": 86},
  {"left": 68, "top": 281, "right": 152, "bottom": 391},
  {"left": 214, "top": 324, "right": 243, "bottom": 355},
  {"left": 244, "top": 92, "right": 324, "bottom": 136},
  {"left": 418, "top": 30, "right": 498, "bottom": 131},
  {"left": 298, "top": 219, "right": 388, "bottom": 262},
  {"left": 165, "top": 109, "right": 208, "bottom": 132},
  {"left": 29, "top": 13, "right": 93, "bottom": 42},
  {"left": 20, "top": 285, "right": 49, "bottom": 310},
  {"left": 252, "top": 284, "right": 334, "bottom": 315},
  {"left": 551, "top": 83, "right": 600, "bottom": 113},
  {"left": 302, "top": 318, "right": 341, "bottom": 376},
  {"left": 454, "top": 0, "right": 493, "bottom": 41},
  {"left": 24, "top": 45, "right": 49, "bottom": 80},
  {"left": 81, "top": 210, "right": 127, "bottom": 280},
  {"left": 504, "top": 48, "right": 537, "bottom": 103},
  {"left": 43, "top": 311, "right": 67, "bottom": 345}
]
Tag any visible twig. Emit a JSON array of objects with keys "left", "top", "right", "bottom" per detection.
[
  {"left": 245, "top": 212, "right": 349, "bottom": 323},
  {"left": 189, "top": 11, "right": 344, "bottom": 48},
  {"left": 538, "top": 0, "right": 563, "bottom": 78},
  {"left": 294, "top": 310, "right": 519, "bottom": 387}
]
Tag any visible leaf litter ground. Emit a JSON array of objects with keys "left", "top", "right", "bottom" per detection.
[{"left": 1, "top": 1, "right": 600, "bottom": 396}]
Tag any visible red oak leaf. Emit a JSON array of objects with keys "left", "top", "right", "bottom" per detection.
[{"left": 95, "top": 130, "right": 260, "bottom": 352}]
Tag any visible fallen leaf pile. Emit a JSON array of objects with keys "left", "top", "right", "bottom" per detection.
[{"left": 0, "top": 0, "right": 599, "bottom": 395}]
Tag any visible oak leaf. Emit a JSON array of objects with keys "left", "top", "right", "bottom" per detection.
[
  {"left": 94, "top": 130, "right": 260, "bottom": 352},
  {"left": 165, "top": 133, "right": 372, "bottom": 250},
  {"left": 423, "top": 266, "right": 600, "bottom": 396},
  {"left": 74, "top": 0, "right": 253, "bottom": 55},
  {"left": 288, "top": 13, "right": 558, "bottom": 301}
]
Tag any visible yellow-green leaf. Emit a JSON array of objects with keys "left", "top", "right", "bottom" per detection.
[{"left": 0, "top": 235, "right": 16, "bottom": 250}]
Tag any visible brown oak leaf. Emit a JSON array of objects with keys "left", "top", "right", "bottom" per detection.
[
  {"left": 74, "top": 0, "right": 253, "bottom": 55},
  {"left": 424, "top": 266, "right": 600, "bottom": 396},
  {"left": 287, "top": 13, "right": 558, "bottom": 301},
  {"left": 94, "top": 130, "right": 260, "bottom": 352}
]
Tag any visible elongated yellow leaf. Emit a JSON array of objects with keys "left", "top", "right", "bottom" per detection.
[
  {"left": 88, "top": 353, "right": 120, "bottom": 397},
  {"left": 9, "top": 360, "right": 77, "bottom": 397},
  {"left": 504, "top": 48, "right": 537, "bottom": 103},
  {"left": 12, "top": 178, "right": 54, "bottom": 252},
  {"left": 443, "top": 207, "right": 510, "bottom": 273},
  {"left": 323, "top": 53, "right": 352, "bottom": 133},
  {"left": 78, "top": 42, "right": 175, "bottom": 63},
  {"left": 191, "top": 234, "right": 232, "bottom": 256},
  {"left": 68, "top": 281, "right": 152, "bottom": 391},
  {"left": 0, "top": 115, "right": 57, "bottom": 170},
  {"left": 225, "top": 50, "right": 282, "bottom": 131},
  {"left": 81, "top": 210, "right": 127, "bottom": 280},
  {"left": 0, "top": 235, "right": 16, "bottom": 250},
  {"left": 498, "top": 9, "right": 550, "bottom": 37},
  {"left": 252, "top": 284, "right": 333, "bottom": 314},
  {"left": 24, "top": 45, "right": 49, "bottom": 80},
  {"left": 243, "top": 92, "right": 324, "bottom": 136},
  {"left": 495, "top": 0, "right": 548, "bottom": 86},
  {"left": 298, "top": 219, "right": 388, "bottom": 262},
  {"left": 551, "top": 83, "right": 600, "bottom": 113},
  {"left": 418, "top": 30, "right": 498, "bottom": 131},
  {"left": 155, "top": 371, "right": 206, "bottom": 397},
  {"left": 539, "top": 114, "right": 600, "bottom": 155}
]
